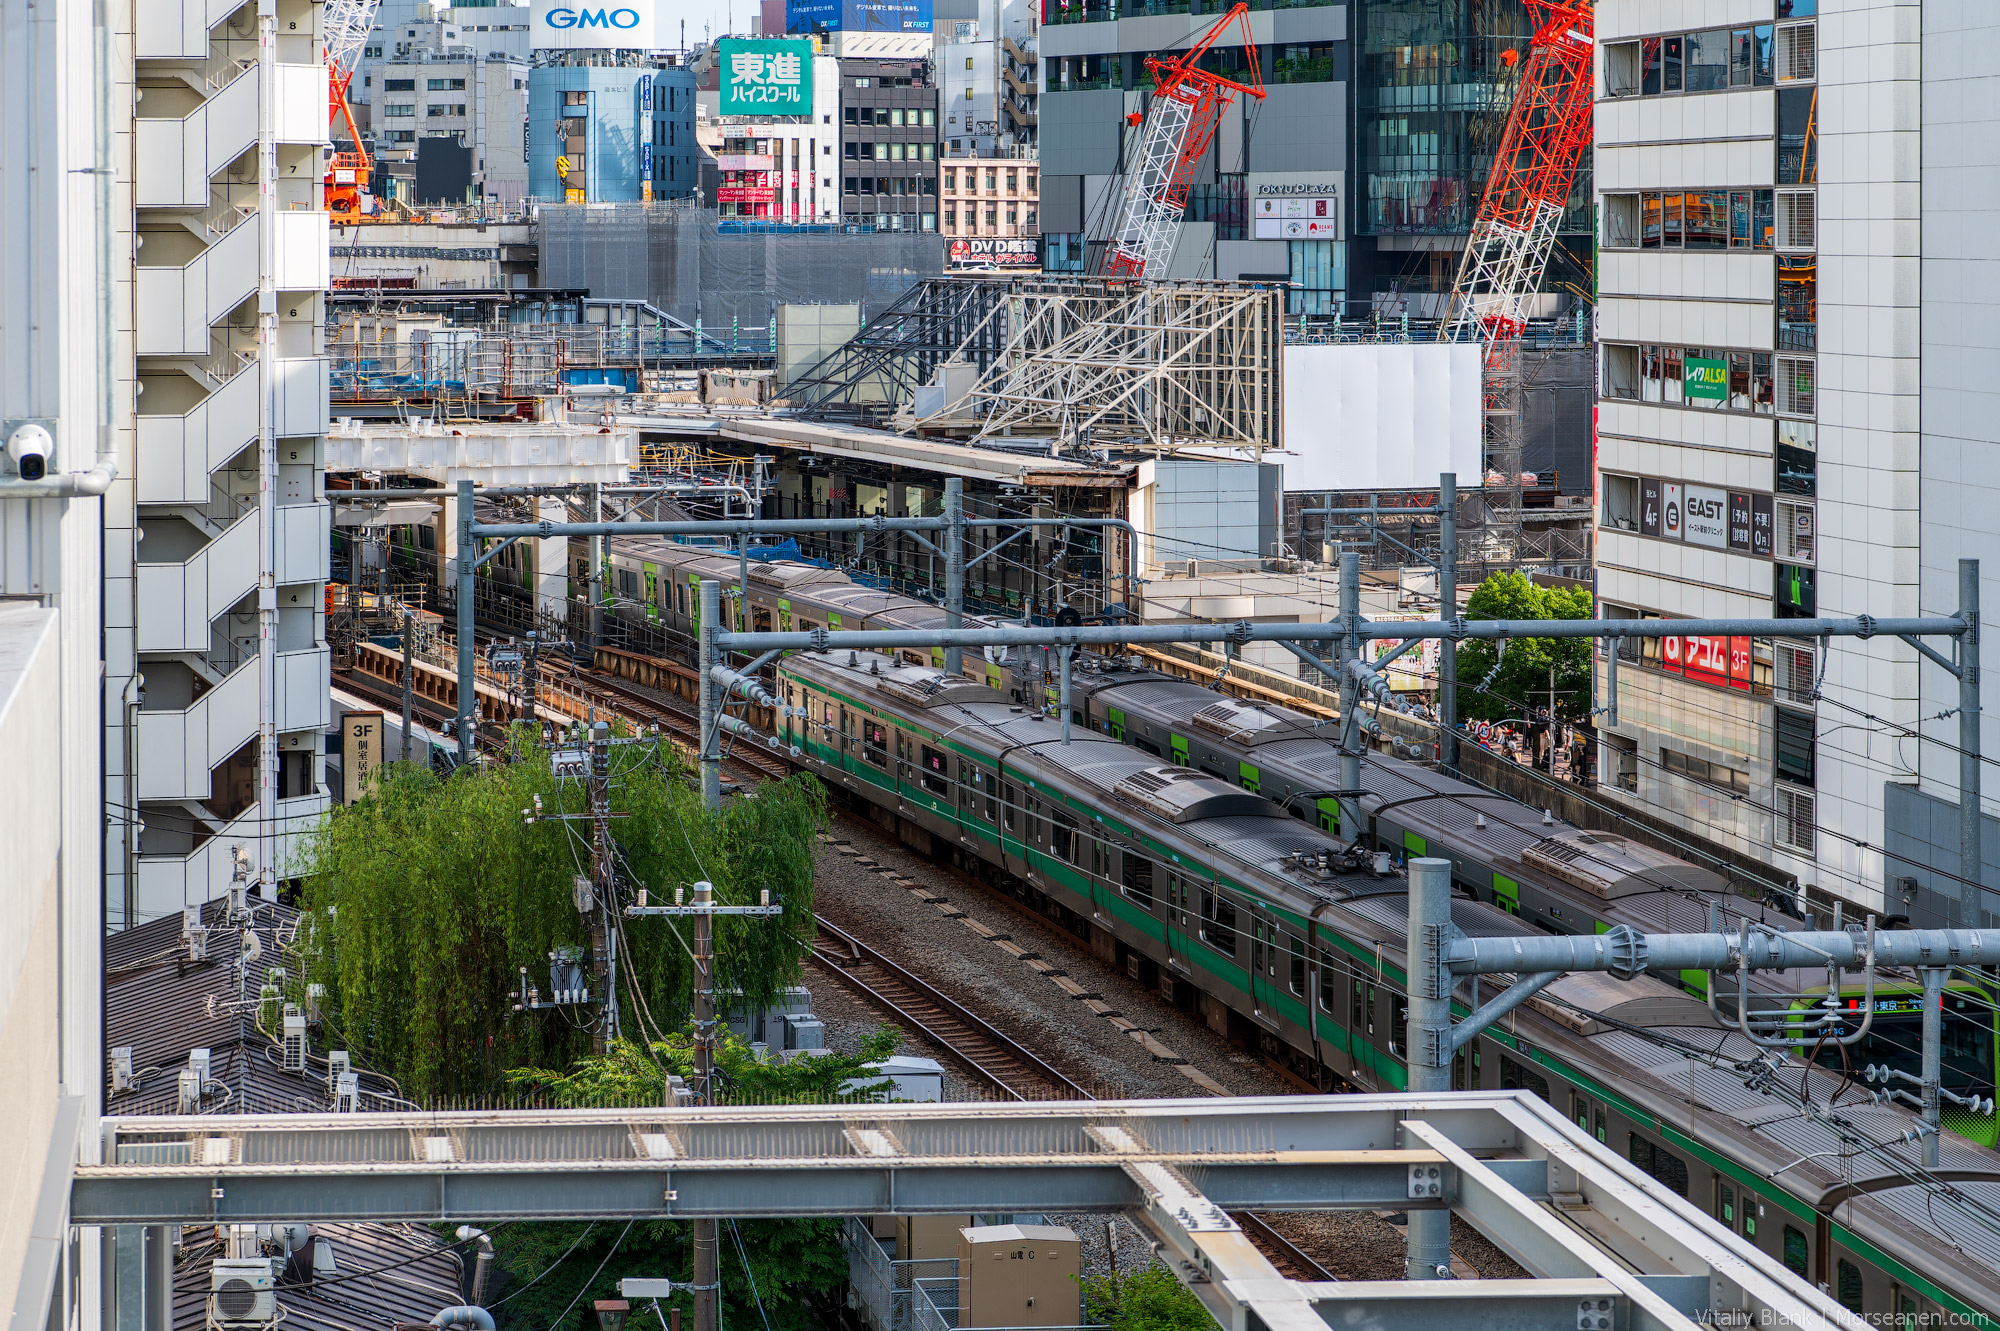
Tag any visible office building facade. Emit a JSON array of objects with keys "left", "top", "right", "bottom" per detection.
[
  {"left": 367, "top": 52, "right": 531, "bottom": 207},
  {"left": 1592, "top": 1, "right": 1997, "bottom": 927},
  {"left": 941, "top": 155, "right": 1037, "bottom": 236},
  {"left": 650, "top": 65, "right": 701, "bottom": 199},
  {"left": 528, "top": 60, "right": 668, "bottom": 202},
  {"left": 839, "top": 56, "right": 943, "bottom": 230}
]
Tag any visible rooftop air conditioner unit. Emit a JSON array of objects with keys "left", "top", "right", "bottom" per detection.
[
  {"left": 111, "top": 1046, "right": 138, "bottom": 1095},
  {"left": 209, "top": 1257, "right": 277, "bottom": 1326},
  {"left": 177, "top": 1047, "right": 213, "bottom": 1112},
  {"left": 326, "top": 1050, "right": 351, "bottom": 1091},
  {"left": 281, "top": 1005, "right": 307, "bottom": 1072},
  {"left": 333, "top": 1071, "right": 360, "bottom": 1114},
  {"left": 182, "top": 906, "right": 209, "bottom": 963}
]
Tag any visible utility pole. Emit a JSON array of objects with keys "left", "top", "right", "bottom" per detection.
[
  {"left": 1438, "top": 473, "right": 1459, "bottom": 774},
  {"left": 1336, "top": 550, "right": 1362, "bottom": 841},
  {"left": 587, "top": 719, "right": 620, "bottom": 1054},
  {"left": 401, "top": 611, "right": 414, "bottom": 764},
  {"left": 589, "top": 482, "right": 604, "bottom": 655},
  {"left": 456, "top": 478, "right": 477, "bottom": 768},
  {"left": 1958, "top": 558, "right": 1983, "bottom": 928},
  {"left": 524, "top": 630, "right": 541, "bottom": 724},
  {"left": 944, "top": 477, "right": 965, "bottom": 677},
  {"left": 1404, "top": 857, "right": 1453, "bottom": 1281}
]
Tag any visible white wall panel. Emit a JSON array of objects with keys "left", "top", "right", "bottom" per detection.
[{"left": 1279, "top": 343, "right": 1481, "bottom": 491}]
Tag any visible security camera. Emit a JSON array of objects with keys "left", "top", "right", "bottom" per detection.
[{"left": 7, "top": 422, "right": 52, "bottom": 482}]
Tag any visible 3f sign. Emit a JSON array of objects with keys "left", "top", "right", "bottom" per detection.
[{"left": 545, "top": 7, "right": 642, "bottom": 27}]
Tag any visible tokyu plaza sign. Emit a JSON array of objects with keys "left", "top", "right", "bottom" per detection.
[{"left": 719, "top": 38, "right": 813, "bottom": 116}]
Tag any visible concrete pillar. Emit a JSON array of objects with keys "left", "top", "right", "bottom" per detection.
[
  {"left": 435, "top": 486, "right": 460, "bottom": 601},
  {"left": 535, "top": 497, "right": 568, "bottom": 625}
]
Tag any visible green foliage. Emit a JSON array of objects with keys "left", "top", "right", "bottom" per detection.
[
  {"left": 1077, "top": 1267, "right": 1217, "bottom": 1331},
  {"left": 1453, "top": 571, "right": 1595, "bottom": 726},
  {"left": 504, "top": 1029, "right": 902, "bottom": 1106},
  {"left": 290, "top": 734, "right": 828, "bottom": 1101},
  {"left": 483, "top": 1216, "right": 848, "bottom": 1331}
]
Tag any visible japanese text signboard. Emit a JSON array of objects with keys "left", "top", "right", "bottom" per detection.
[{"left": 719, "top": 38, "right": 813, "bottom": 117}]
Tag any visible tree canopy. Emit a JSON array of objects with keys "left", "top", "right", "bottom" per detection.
[
  {"left": 289, "top": 735, "right": 828, "bottom": 1101},
  {"left": 1078, "top": 1267, "right": 1218, "bottom": 1331},
  {"left": 1454, "top": 571, "right": 1595, "bottom": 726}
]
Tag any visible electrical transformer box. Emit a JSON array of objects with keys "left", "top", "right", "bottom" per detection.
[{"left": 955, "top": 1225, "right": 1081, "bottom": 1328}]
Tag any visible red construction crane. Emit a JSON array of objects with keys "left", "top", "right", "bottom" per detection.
[
  {"left": 1440, "top": 0, "right": 1592, "bottom": 519},
  {"left": 1100, "top": 3, "right": 1265, "bottom": 280},
  {"left": 1442, "top": 0, "right": 1594, "bottom": 346},
  {"left": 324, "top": 0, "right": 381, "bottom": 224}
]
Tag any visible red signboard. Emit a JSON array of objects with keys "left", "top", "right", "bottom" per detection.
[
  {"left": 1662, "top": 634, "right": 1752, "bottom": 691},
  {"left": 718, "top": 187, "right": 776, "bottom": 203}
]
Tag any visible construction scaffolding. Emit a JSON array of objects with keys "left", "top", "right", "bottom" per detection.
[
  {"left": 786, "top": 275, "right": 1284, "bottom": 459},
  {"left": 536, "top": 203, "right": 945, "bottom": 331}
]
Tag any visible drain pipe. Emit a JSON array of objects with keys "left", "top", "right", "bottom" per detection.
[
  {"left": 431, "top": 1307, "right": 495, "bottom": 1331},
  {"left": 454, "top": 1227, "right": 495, "bottom": 1306}
]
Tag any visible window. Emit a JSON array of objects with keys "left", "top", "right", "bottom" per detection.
[
  {"left": 1776, "top": 355, "right": 1816, "bottom": 417},
  {"left": 1050, "top": 814, "right": 1077, "bottom": 865},
  {"left": 1775, "top": 708, "right": 1816, "bottom": 786},
  {"left": 1602, "top": 193, "right": 1639, "bottom": 248},
  {"left": 1317, "top": 948, "right": 1339, "bottom": 1012},
  {"left": 427, "top": 77, "right": 465, "bottom": 90},
  {"left": 1775, "top": 784, "right": 1816, "bottom": 854},
  {"left": 564, "top": 90, "right": 588, "bottom": 106},
  {"left": 919, "top": 745, "right": 948, "bottom": 796},
  {"left": 1628, "top": 1133, "right": 1689, "bottom": 1197},
  {"left": 1778, "top": 86, "right": 1818, "bottom": 184},
  {"left": 1199, "top": 885, "right": 1238, "bottom": 958},
  {"left": 1661, "top": 747, "right": 1751, "bottom": 796},
  {"left": 1122, "top": 852, "right": 1155, "bottom": 909},
  {"left": 1778, "top": 256, "right": 1817, "bottom": 350},
  {"left": 1288, "top": 933, "right": 1306, "bottom": 996},
  {"left": 1002, "top": 784, "right": 1016, "bottom": 832},
  {"left": 943, "top": 168, "right": 955, "bottom": 190},
  {"left": 890, "top": 108, "right": 905, "bottom": 126},
  {"left": 922, "top": 109, "right": 935, "bottom": 125},
  {"left": 385, "top": 103, "right": 415, "bottom": 117},
  {"left": 1836, "top": 1260, "right": 1863, "bottom": 1315},
  {"left": 1777, "top": 641, "right": 1817, "bottom": 705},
  {"left": 1351, "top": 976, "right": 1374, "bottom": 1037},
  {"left": 384, "top": 78, "right": 415, "bottom": 91},
  {"left": 1501, "top": 1055, "right": 1550, "bottom": 1102},
  {"left": 1602, "top": 344, "right": 1640, "bottom": 400},
  {"left": 1776, "top": 499, "right": 1815, "bottom": 562},
  {"left": 1572, "top": 1091, "right": 1609, "bottom": 1143},
  {"left": 1776, "top": 22, "right": 1817, "bottom": 83},
  {"left": 844, "top": 106, "right": 858, "bottom": 124},
  {"left": 1684, "top": 28, "right": 1729, "bottom": 91},
  {"left": 863, "top": 721, "right": 890, "bottom": 768},
  {"left": 1602, "top": 41, "right": 1640, "bottom": 97},
  {"left": 1602, "top": 474, "right": 1640, "bottom": 532},
  {"left": 1782, "top": 1226, "right": 1809, "bottom": 1279}
]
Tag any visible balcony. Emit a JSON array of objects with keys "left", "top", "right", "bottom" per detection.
[
  {"left": 137, "top": 648, "right": 330, "bottom": 801},
  {"left": 136, "top": 0, "right": 253, "bottom": 59},
  {"left": 134, "top": 787, "right": 330, "bottom": 923},
  {"left": 137, "top": 358, "right": 328, "bottom": 505},
  {"left": 136, "top": 64, "right": 329, "bottom": 208},
  {"left": 137, "top": 211, "right": 330, "bottom": 356},
  {"left": 136, "top": 504, "right": 331, "bottom": 653}
]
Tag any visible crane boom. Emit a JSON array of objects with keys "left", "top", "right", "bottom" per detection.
[
  {"left": 1441, "top": 0, "right": 1594, "bottom": 346},
  {"left": 1100, "top": 4, "right": 1264, "bottom": 280},
  {"left": 324, "top": 0, "right": 384, "bottom": 223}
]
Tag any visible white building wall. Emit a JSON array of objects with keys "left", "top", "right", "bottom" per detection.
[{"left": 130, "top": 0, "right": 332, "bottom": 928}]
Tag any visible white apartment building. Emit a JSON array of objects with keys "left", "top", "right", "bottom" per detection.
[
  {"left": 1593, "top": 1, "right": 1997, "bottom": 928},
  {"left": 127, "top": 0, "right": 335, "bottom": 927},
  {"left": 935, "top": 0, "right": 1037, "bottom": 154}
]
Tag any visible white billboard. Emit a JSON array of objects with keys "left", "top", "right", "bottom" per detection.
[
  {"left": 531, "top": 0, "right": 664, "bottom": 49},
  {"left": 1279, "top": 343, "right": 1482, "bottom": 492}
]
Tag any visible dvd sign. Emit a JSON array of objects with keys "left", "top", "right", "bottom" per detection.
[{"left": 949, "top": 236, "right": 1038, "bottom": 270}]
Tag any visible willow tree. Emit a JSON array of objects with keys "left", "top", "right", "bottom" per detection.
[{"left": 290, "top": 735, "right": 827, "bottom": 1100}]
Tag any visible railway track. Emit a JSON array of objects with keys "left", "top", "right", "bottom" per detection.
[
  {"left": 808, "top": 916, "right": 1088, "bottom": 1100},
  {"left": 1231, "top": 1212, "right": 1336, "bottom": 1282}
]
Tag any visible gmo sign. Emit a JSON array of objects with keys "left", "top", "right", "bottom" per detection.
[{"left": 532, "top": 0, "right": 660, "bottom": 47}]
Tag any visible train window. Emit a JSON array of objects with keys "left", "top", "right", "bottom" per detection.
[
  {"left": 1317, "top": 948, "right": 1339, "bottom": 1012},
  {"left": 919, "top": 746, "right": 948, "bottom": 795},
  {"left": 1199, "top": 885, "right": 1238, "bottom": 959},
  {"left": 1250, "top": 918, "right": 1267, "bottom": 975},
  {"left": 1452, "top": 1041, "right": 1481, "bottom": 1090},
  {"left": 863, "top": 721, "right": 889, "bottom": 768},
  {"left": 1122, "top": 854, "right": 1155, "bottom": 910},
  {"left": 1003, "top": 785, "right": 1016, "bottom": 832},
  {"left": 1572, "top": 1092, "right": 1608, "bottom": 1143},
  {"left": 1628, "top": 1133, "right": 1689, "bottom": 1197},
  {"left": 1500, "top": 1055, "right": 1550, "bottom": 1102},
  {"left": 1134, "top": 737, "right": 1161, "bottom": 757},
  {"left": 980, "top": 770, "right": 996, "bottom": 822},
  {"left": 1836, "top": 1260, "right": 1863, "bottom": 1314},
  {"left": 1715, "top": 1180, "right": 1736, "bottom": 1230},
  {"left": 1050, "top": 814, "right": 1077, "bottom": 864},
  {"left": 1289, "top": 933, "right": 1306, "bottom": 995},
  {"left": 1389, "top": 999, "right": 1407, "bottom": 1057},
  {"left": 677, "top": 582, "right": 687, "bottom": 614},
  {"left": 1782, "top": 1226, "right": 1808, "bottom": 1279},
  {"left": 1088, "top": 833, "right": 1108, "bottom": 879},
  {"left": 1352, "top": 976, "right": 1372, "bottom": 1036}
]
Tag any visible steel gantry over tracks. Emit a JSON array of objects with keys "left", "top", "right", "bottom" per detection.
[{"left": 76, "top": 1092, "right": 1865, "bottom": 1331}]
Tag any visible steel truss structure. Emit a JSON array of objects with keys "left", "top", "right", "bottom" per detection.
[
  {"left": 779, "top": 276, "right": 1034, "bottom": 424},
  {"left": 948, "top": 280, "right": 1283, "bottom": 457},
  {"left": 782, "top": 276, "right": 1283, "bottom": 458},
  {"left": 77, "top": 1093, "right": 1860, "bottom": 1331}
]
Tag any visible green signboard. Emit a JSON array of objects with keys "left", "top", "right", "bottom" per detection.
[
  {"left": 1683, "top": 355, "right": 1728, "bottom": 401},
  {"left": 718, "top": 38, "right": 813, "bottom": 117}
]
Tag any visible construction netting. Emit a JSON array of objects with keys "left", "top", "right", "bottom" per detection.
[{"left": 537, "top": 203, "right": 946, "bottom": 330}]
